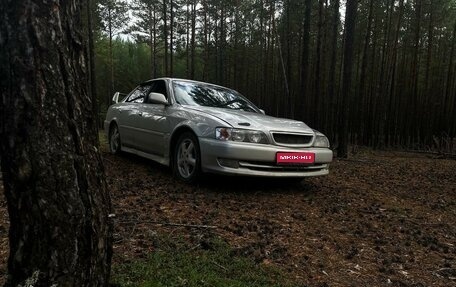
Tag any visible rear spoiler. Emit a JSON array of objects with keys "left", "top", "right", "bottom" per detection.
[{"left": 112, "top": 92, "right": 127, "bottom": 104}]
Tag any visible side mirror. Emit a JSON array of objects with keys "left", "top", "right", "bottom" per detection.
[
  {"left": 112, "top": 92, "right": 127, "bottom": 104},
  {"left": 147, "top": 92, "right": 168, "bottom": 105},
  {"left": 112, "top": 92, "right": 120, "bottom": 104},
  {"left": 259, "top": 109, "right": 266, "bottom": 115}
]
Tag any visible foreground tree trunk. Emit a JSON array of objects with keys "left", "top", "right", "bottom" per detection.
[{"left": 0, "top": 1, "right": 112, "bottom": 286}]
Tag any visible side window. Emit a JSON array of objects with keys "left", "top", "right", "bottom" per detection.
[
  {"left": 148, "top": 80, "right": 168, "bottom": 99},
  {"left": 125, "top": 85, "right": 151, "bottom": 103}
]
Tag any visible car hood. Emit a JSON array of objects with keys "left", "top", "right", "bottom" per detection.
[{"left": 185, "top": 106, "right": 314, "bottom": 134}]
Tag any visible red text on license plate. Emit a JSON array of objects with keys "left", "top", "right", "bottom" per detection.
[{"left": 276, "top": 152, "right": 315, "bottom": 164}]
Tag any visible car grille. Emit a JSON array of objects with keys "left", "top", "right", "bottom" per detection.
[
  {"left": 239, "top": 161, "right": 327, "bottom": 172},
  {"left": 272, "top": 133, "right": 313, "bottom": 146}
]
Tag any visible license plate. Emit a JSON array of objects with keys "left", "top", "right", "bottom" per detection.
[{"left": 276, "top": 152, "right": 315, "bottom": 165}]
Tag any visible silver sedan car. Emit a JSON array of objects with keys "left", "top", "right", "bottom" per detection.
[{"left": 104, "top": 78, "right": 333, "bottom": 182}]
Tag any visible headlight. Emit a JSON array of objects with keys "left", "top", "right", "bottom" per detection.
[
  {"left": 215, "top": 128, "right": 269, "bottom": 144},
  {"left": 313, "top": 132, "right": 330, "bottom": 148}
]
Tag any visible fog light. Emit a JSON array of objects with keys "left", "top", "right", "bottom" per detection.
[{"left": 218, "top": 158, "right": 239, "bottom": 169}]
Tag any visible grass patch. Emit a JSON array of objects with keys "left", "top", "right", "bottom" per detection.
[
  {"left": 99, "top": 131, "right": 109, "bottom": 152},
  {"left": 111, "top": 236, "right": 294, "bottom": 287}
]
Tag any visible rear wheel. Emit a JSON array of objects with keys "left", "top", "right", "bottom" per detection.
[
  {"left": 173, "top": 132, "right": 201, "bottom": 182},
  {"left": 109, "top": 124, "right": 121, "bottom": 154}
]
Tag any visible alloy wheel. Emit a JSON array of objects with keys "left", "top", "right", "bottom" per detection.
[
  {"left": 176, "top": 139, "right": 197, "bottom": 178},
  {"left": 110, "top": 125, "right": 121, "bottom": 154}
]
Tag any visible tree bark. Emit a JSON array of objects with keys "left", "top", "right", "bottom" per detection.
[
  {"left": 410, "top": 0, "right": 422, "bottom": 144},
  {"left": 148, "top": 3, "right": 155, "bottom": 78},
  {"left": 190, "top": 0, "right": 197, "bottom": 79},
  {"left": 170, "top": 0, "right": 174, "bottom": 77},
  {"left": 374, "top": 0, "right": 394, "bottom": 147},
  {"left": 327, "top": 0, "right": 339, "bottom": 141},
  {"left": 0, "top": 0, "right": 112, "bottom": 286},
  {"left": 443, "top": 20, "right": 456, "bottom": 141},
  {"left": 314, "top": 0, "right": 324, "bottom": 127},
  {"left": 219, "top": 4, "right": 226, "bottom": 84},
  {"left": 385, "top": 0, "right": 404, "bottom": 146},
  {"left": 423, "top": 1, "right": 434, "bottom": 144},
  {"left": 285, "top": 0, "right": 292, "bottom": 118},
  {"left": 337, "top": 0, "right": 358, "bottom": 158},
  {"left": 358, "top": 0, "right": 374, "bottom": 145},
  {"left": 186, "top": 0, "right": 190, "bottom": 79},
  {"left": 298, "top": 0, "right": 312, "bottom": 119},
  {"left": 203, "top": 0, "right": 209, "bottom": 81},
  {"left": 108, "top": 5, "right": 114, "bottom": 108},
  {"left": 163, "top": 0, "right": 169, "bottom": 76},
  {"left": 153, "top": 8, "right": 157, "bottom": 78}
]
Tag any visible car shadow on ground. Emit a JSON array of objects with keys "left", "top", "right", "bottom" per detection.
[
  {"left": 109, "top": 151, "right": 317, "bottom": 195},
  {"left": 197, "top": 174, "right": 313, "bottom": 192}
]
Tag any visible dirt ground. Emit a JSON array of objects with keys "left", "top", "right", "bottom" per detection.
[{"left": 0, "top": 149, "right": 455, "bottom": 286}]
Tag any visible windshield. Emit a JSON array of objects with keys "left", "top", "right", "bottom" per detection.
[{"left": 173, "top": 81, "right": 260, "bottom": 113}]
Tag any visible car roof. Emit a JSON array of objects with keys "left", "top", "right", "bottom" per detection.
[{"left": 142, "top": 78, "right": 231, "bottom": 90}]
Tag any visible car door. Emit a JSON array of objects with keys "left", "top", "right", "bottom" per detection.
[
  {"left": 135, "top": 80, "right": 170, "bottom": 156},
  {"left": 118, "top": 84, "right": 152, "bottom": 149}
]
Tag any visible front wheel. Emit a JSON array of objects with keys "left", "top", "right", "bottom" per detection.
[
  {"left": 173, "top": 132, "right": 202, "bottom": 183},
  {"left": 109, "top": 124, "right": 121, "bottom": 154}
]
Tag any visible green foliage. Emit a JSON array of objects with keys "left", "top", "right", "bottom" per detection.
[
  {"left": 111, "top": 237, "right": 293, "bottom": 287},
  {"left": 95, "top": 36, "right": 152, "bottom": 111}
]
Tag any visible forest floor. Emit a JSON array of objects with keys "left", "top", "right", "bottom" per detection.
[{"left": 0, "top": 144, "right": 455, "bottom": 286}]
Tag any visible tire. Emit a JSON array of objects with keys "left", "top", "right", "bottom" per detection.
[
  {"left": 173, "top": 132, "right": 202, "bottom": 183},
  {"left": 109, "top": 123, "right": 122, "bottom": 154}
]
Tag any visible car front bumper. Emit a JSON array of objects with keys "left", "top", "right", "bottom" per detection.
[{"left": 199, "top": 138, "right": 333, "bottom": 177}]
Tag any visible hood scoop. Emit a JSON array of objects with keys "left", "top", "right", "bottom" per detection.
[{"left": 238, "top": 122, "right": 251, "bottom": 127}]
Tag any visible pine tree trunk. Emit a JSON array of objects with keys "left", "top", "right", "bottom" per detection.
[
  {"left": 149, "top": 4, "right": 155, "bottom": 78},
  {"left": 219, "top": 4, "right": 225, "bottom": 84},
  {"left": 285, "top": 0, "right": 292, "bottom": 118},
  {"left": 358, "top": 0, "right": 374, "bottom": 145},
  {"left": 298, "top": 0, "right": 312, "bottom": 119},
  {"left": 203, "top": 0, "right": 209, "bottom": 81},
  {"left": 186, "top": 0, "right": 190, "bottom": 79},
  {"left": 385, "top": 0, "right": 404, "bottom": 146},
  {"left": 215, "top": 9, "right": 219, "bottom": 83},
  {"left": 374, "top": 0, "right": 394, "bottom": 147},
  {"left": 163, "top": 0, "right": 169, "bottom": 76},
  {"left": 423, "top": 2, "right": 434, "bottom": 145},
  {"left": 410, "top": 0, "right": 422, "bottom": 145},
  {"left": 190, "top": 0, "right": 197, "bottom": 79},
  {"left": 365, "top": 11, "right": 379, "bottom": 146},
  {"left": 0, "top": 0, "right": 112, "bottom": 286},
  {"left": 108, "top": 6, "right": 114, "bottom": 108},
  {"left": 314, "top": 0, "right": 324, "bottom": 127},
  {"left": 337, "top": 0, "right": 358, "bottom": 158},
  {"left": 327, "top": 0, "right": 339, "bottom": 141},
  {"left": 153, "top": 8, "right": 157, "bottom": 78},
  {"left": 443, "top": 20, "right": 456, "bottom": 143},
  {"left": 170, "top": 0, "right": 174, "bottom": 77}
]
